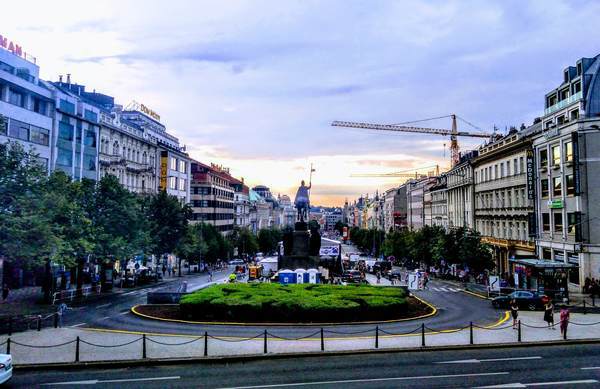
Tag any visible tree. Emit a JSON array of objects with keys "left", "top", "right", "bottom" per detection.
[
  {"left": 228, "top": 226, "right": 259, "bottom": 258},
  {"left": 334, "top": 220, "right": 348, "bottom": 235},
  {"left": 146, "top": 190, "right": 192, "bottom": 268},
  {"left": 258, "top": 228, "right": 282, "bottom": 255}
]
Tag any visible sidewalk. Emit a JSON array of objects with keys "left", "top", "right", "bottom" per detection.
[{"left": 2, "top": 311, "right": 599, "bottom": 366}]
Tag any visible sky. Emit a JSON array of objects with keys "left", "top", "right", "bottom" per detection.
[{"left": 3, "top": 0, "right": 600, "bottom": 206}]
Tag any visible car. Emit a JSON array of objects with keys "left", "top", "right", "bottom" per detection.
[
  {"left": 491, "top": 290, "right": 549, "bottom": 311},
  {"left": 228, "top": 259, "right": 245, "bottom": 265},
  {"left": 0, "top": 354, "right": 12, "bottom": 385},
  {"left": 341, "top": 270, "right": 363, "bottom": 283}
]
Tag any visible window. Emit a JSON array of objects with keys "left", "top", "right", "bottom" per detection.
[
  {"left": 84, "top": 109, "right": 98, "bottom": 123},
  {"left": 554, "top": 212, "right": 563, "bottom": 233},
  {"left": 59, "top": 99, "right": 75, "bottom": 114},
  {"left": 8, "top": 88, "right": 24, "bottom": 107},
  {"left": 179, "top": 160, "right": 186, "bottom": 173},
  {"left": 58, "top": 121, "right": 73, "bottom": 141},
  {"left": 33, "top": 98, "right": 47, "bottom": 115},
  {"left": 8, "top": 118, "right": 29, "bottom": 141},
  {"left": 564, "top": 141, "right": 573, "bottom": 163},
  {"left": 494, "top": 165, "right": 498, "bottom": 179},
  {"left": 519, "top": 157, "right": 524, "bottom": 173},
  {"left": 540, "top": 149, "right": 548, "bottom": 169},
  {"left": 56, "top": 147, "right": 72, "bottom": 167},
  {"left": 570, "top": 109, "right": 579, "bottom": 121},
  {"left": 551, "top": 145, "right": 560, "bottom": 166},
  {"left": 541, "top": 179, "right": 549, "bottom": 198},
  {"left": 507, "top": 160, "right": 511, "bottom": 176},
  {"left": 567, "top": 213, "right": 577, "bottom": 235},
  {"left": 83, "top": 154, "right": 96, "bottom": 171},
  {"left": 0, "top": 115, "right": 7, "bottom": 135},
  {"left": 542, "top": 213, "right": 550, "bottom": 232},
  {"left": 178, "top": 178, "right": 186, "bottom": 191},
  {"left": 566, "top": 174, "right": 575, "bottom": 196},
  {"left": 84, "top": 130, "right": 96, "bottom": 147},
  {"left": 553, "top": 176, "right": 562, "bottom": 197},
  {"left": 170, "top": 157, "right": 177, "bottom": 171},
  {"left": 30, "top": 126, "right": 49, "bottom": 146},
  {"left": 169, "top": 176, "right": 177, "bottom": 190},
  {"left": 500, "top": 162, "right": 505, "bottom": 178}
]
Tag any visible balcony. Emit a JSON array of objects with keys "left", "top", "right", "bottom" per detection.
[
  {"left": 475, "top": 173, "right": 526, "bottom": 192},
  {"left": 544, "top": 91, "right": 582, "bottom": 116},
  {"left": 99, "top": 154, "right": 125, "bottom": 166}
]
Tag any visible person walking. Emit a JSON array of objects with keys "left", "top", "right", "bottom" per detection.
[
  {"left": 1, "top": 283, "right": 9, "bottom": 303},
  {"left": 544, "top": 300, "right": 555, "bottom": 329},
  {"left": 208, "top": 269, "right": 213, "bottom": 282},
  {"left": 510, "top": 299, "right": 519, "bottom": 329},
  {"left": 423, "top": 274, "right": 429, "bottom": 290},
  {"left": 560, "top": 307, "right": 570, "bottom": 339},
  {"left": 376, "top": 271, "right": 381, "bottom": 284}
]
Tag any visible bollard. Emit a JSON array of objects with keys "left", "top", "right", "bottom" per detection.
[
  {"left": 142, "top": 334, "right": 147, "bottom": 359},
  {"left": 75, "top": 336, "right": 80, "bottom": 362},
  {"left": 320, "top": 328, "right": 324, "bottom": 351},
  {"left": 470, "top": 322, "right": 474, "bottom": 345},
  {"left": 518, "top": 320, "right": 522, "bottom": 342},
  {"left": 263, "top": 330, "right": 268, "bottom": 354},
  {"left": 421, "top": 323, "right": 425, "bottom": 347},
  {"left": 375, "top": 326, "right": 379, "bottom": 349},
  {"left": 204, "top": 331, "right": 208, "bottom": 357},
  {"left": 37, "top": 315, "right": 42, "bottom": 331},
  {"left": 6, "top": 338, "right": 10, "bottom": 354},
  {"left": 54, "top": 313, "right": 58, "bottom": 328},
  {"left": 8, "top": 316, "right": 12, "bottom": 336},
  {"left": 583, "top": 300, "right": 587, "bottom": 315}
]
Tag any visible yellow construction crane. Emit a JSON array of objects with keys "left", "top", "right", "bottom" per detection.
[
  {"left": 351, "top": 165, "right": 440, "bottom": 178},
  {"left": 332, "top": 114, "right": 496, "bottom": 166}
]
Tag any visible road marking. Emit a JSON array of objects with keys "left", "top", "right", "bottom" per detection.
[
  {"left": 118, "top": 311, "right": 129, "bottom": 315},
  {"left": 474, "top": 379, "right": 598, "bottom": 388},
  {"left": 99, "top": 316, "right": 110, "bottom": 321},
  {"left": 42, "top": 376, "right": 181, "bottom": 386},
  {"left": 122, "top": 291, "right": 137, "bottom": 295},
  {"left": 96, "top": 303, "right": 111, "bottom": 309},
  {"left": 437, "top": 356, "right": 542, "bottom": 364},
  {"left": 581, "top": 367, "right": 600, "bottom": 370},
  {"left": 70, "top": 323, "right": 86, "bottom": 327},
  {"left": 220, "top": 372, "right": 510, "bottom": 388}
]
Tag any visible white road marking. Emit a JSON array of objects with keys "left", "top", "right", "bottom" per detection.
[
  {"left": 581, "top": 367, "right": 600, "bottom": 370},
  {"left": 99, "top": 316, "right": 110, "bottom": 321},
  {"left": 220, "top": 372, "right": 510, "bottom": 388},
  {"left": 119, "top": 311, "right": 129, "bottom": 315},
  {"left": 436, "top": 356, "right": 542, "bottom": 364},
  {"left": 42, "top": 376, "right": 181, "bottom": 386},
  {"left": 96, "top": 303, "right": 111, "bottom": 309},
  {"left": 475, "top": 379, "right": 598, "bottom": 388},
  {"left": 122, "top": 291, "right": 137, "bottom": 295},
  {"left": 70, "top": 323, "right": 86, "bottom": 327}
]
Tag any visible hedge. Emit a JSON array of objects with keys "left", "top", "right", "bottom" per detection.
[{"left": 179, "top": 283, "right": 408, "bottom": 322}]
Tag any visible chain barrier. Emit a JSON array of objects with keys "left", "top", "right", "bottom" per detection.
[
  {"left": 9, "top": 339, "right": 76, "bottom": 348},
  {"left": 266, "top": 331, "right": 321, "bottom": 341},
  {"left": 424, "top": 324, "right": 470, "bottom": 334},
  {"left": 146, "top": 336, "right": 203, "bottom": 346},
  {"left": 323, "top": 328, "right": 374, "bottom": 335},
  {"left": 378, "top": 326, "right": 422, "bottom": 336},
  {"left": 472, "top": 323, "right": 514, "bottom": 331},
  {"left": 207, "top": 333, "right": 264, "bottom": 342},
  {"left": 79, "top": 337, "right": 143, "bottom": 348}
]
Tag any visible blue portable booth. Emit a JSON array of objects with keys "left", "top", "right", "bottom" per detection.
[{"left": 278, "top": 269, "right": 296, "bottom": 284}]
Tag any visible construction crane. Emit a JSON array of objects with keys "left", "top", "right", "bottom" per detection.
[
  {"left": 332, "top": 114, "right": 496, "bottom": 166},
  {"left": 351, "top": 165, "right": 441, "bottom": 178}
]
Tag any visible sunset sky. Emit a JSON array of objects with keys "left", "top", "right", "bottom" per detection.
[{"left": 4, "top": 0, "right": 600, "bottom": 206}]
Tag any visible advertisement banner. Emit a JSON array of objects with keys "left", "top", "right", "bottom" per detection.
[
  {"left": 526, "top": 149, "right": 535, "bottom": 200},
  {"left": 528, "top": 212, "right": 537, "bottom": 237},
  {"left": 489, "top": 275, "right": 500, "bottom": 292},
  {"left": 159, "top": 151, "right": 168, "bottom": 191},
  {"left": 319, "top": 246, "right": 339, "bottom": 256},
  {"left": 572, "top": 131, "right": 581, "bottom": 195}
]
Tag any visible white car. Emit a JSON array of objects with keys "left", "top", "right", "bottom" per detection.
[{"left": 0, "top": 354, "right": 12, "bottom": 384}]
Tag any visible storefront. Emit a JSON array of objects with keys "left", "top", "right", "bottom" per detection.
[{"left": 509, "top": 258, "right": 578, "bottom": 301}]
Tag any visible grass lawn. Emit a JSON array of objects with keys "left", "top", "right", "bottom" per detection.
[{"left": 179, "top": 283, "right": 416, "bottom": 323}]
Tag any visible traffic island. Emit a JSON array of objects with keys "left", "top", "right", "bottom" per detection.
[{"left": 133, "top": 283, "right": 434, "bottom": 324}]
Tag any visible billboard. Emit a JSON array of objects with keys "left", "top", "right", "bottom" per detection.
[
  {"left": 526, "top": 149, "right": 535, "bottom": 200},
  {"left": 319, "top": 246, "right": 339, "bottom": 256},
  {"left": 159, "top": 151, "right": 168, "bottom": 191}
]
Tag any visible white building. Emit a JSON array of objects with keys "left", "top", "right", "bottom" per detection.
[{"left": 447, "top": 152, "right": 477, "bottom": 230}]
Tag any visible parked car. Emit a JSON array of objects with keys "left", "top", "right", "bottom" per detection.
[
  {"left": 491, "top": 290, "right": 549, "bottom": 311},
  {"left": 341, "top": 270, "right": 363, "bottom": 284},
  {"left": 386, "top": 269, "right": 403, "bottom": 281},
  {"left": 373, "top": 261, "right": 392, "bottom": 274},
  {"left": 0, "top": 353, "right": 12, "bottom": 385}
]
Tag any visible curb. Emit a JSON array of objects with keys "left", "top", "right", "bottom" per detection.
[
  {"left": 14, "top": 337, "right": 600, "bottom": 371},
  {"left": 129, "top": 295, "right": 437, "bottom": 327}
]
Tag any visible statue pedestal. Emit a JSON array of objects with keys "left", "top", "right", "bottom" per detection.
[
  {"left": 278, "top": 226, "right": 320, "bottom": 271},
  {"left": 291, "top": 231, "right": 310, "bottom": 256}
]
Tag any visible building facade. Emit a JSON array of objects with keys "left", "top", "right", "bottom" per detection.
[
  {"left": 429, "top": 176, "right": 448, "bottom": 229},
  {"left": 447, "top": 152, "right": 477, "bottom": 230},
  {"left": 473, "top": 130, "right": 536, "bottom": 274},
  {"left": 190, "top": 161, "right": 235, "bottom": 234},
  {"left": 383, "top": 185, "right": 408, "bottom": 232},
  {"left": 531, "top": 53, "right": 600, "bottom": 290}
]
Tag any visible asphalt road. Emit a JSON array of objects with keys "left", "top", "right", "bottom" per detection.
[{"left": 9, "top": 343, "right": 600, "bottom": 388}]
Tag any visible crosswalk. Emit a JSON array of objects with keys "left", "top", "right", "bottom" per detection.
[{"left": 426, "top": 286, "right": 464, "bottom": 293}]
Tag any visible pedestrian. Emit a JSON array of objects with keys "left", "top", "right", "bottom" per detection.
[
  {"left": 376, "top": 271, "right": 381, "bottom": 284},
  {"left": 1, "top": 283, "right": 9, "bottom": 303},
  {"left": 57, "top": 303, "right": 68, "bottom": 327},
  {"left": 560, "top": 307, "right": 570, "bottom": 339},
  {"left": 423, "top": 275, "right": 429, "bottom": 290},
  {"left": 208, "top": 269, "right": 213, "bottom": 282},
  {"left": 510, "top": 299, "right": 519, "bottom": 329},
  {"left": 544, "top": 300, "right": 555, "bottom": 329},
  {"left": 162, "top": 265, "right": 166, "bottom": 277},
  {"left": 168, "top": 266, "right": 172, "bottom": 277}
]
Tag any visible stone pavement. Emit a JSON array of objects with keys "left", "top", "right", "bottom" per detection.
[{"left": 2, "top": 311, "right": 599, "bottom": 366}]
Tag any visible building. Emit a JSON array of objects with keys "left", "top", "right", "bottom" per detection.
[
  {"left": 472, "top": 129, "right": 536, "bottom": 275},
  {"left": 250, "top": 189, "right": 272, "bottom": 232},
  {"left": 278, "top": 195, "right": 296, "bottom": 227},
  {"left": 530, "top": 53, "right": 600, "bottom": 290},
  {"left": 429, "top": 176, "right": 448, "bottom": 229},
  {"left": 121, "top": 103, "right": 190, "bottom": 203},
  {"left": 190, "top": 161, "right": 235, "bottom": 233},
  {"left": 48, "top": 78, "right": 100, "bottom": 181},
  {"left": 383, "top": 185, "right": 408, "bottom": 232},
  {"left": 0, "top": 43, "right": 54, "bottom": 172},
  {"left": 407, "top": 177, "right": 437, "bottom": 230},
  {"left": 231, "top": 178, "right": 251, "bottom": 228},
  {"left": 447, "top": 151, "right": 477, "bottom": 229},
  {"left": 324, "top": 209, "right": 343, "bottom": 231}
]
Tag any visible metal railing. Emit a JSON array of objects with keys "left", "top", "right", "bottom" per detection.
[{"left": 51, "top": 285, "right": 101, "bottom": 305}]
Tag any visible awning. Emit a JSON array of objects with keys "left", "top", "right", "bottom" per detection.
[{"left": 509, "top": 258, "right": 579, "bottom": 269}]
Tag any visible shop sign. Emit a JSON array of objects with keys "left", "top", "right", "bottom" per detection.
[
  {"left": 572, "top": 131, "right": 581, "bottom": 195},
  {"left": 0, "top": 33, "right": 24, "bottom": 57},
  {"left": 567, "top": 252, "right": 579, "bottom": 265},
  {"left": 159, "top": 151, "right": 168, "bottom": 190},
  {"left": 544, "top": 127, "right": 560, "bottom": 140},
  {"left": 528, "top": 212, "right": 536, "bottom": 237},
  {"left": 548, "top": 199, "right": 563, "bottom": 209},
  {"left": 526, "top": 149, "right": 535, "bottom": 200},
  {"left": 139, "top": 103, "right": 160, "bottom": 122}
]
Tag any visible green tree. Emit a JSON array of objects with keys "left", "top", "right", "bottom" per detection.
[
  {"left": 229, "top": 226, "right": 259, "bottom": 257},
  {"left": 258, "top": 228, "right": 282, "bottom": 255}
]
